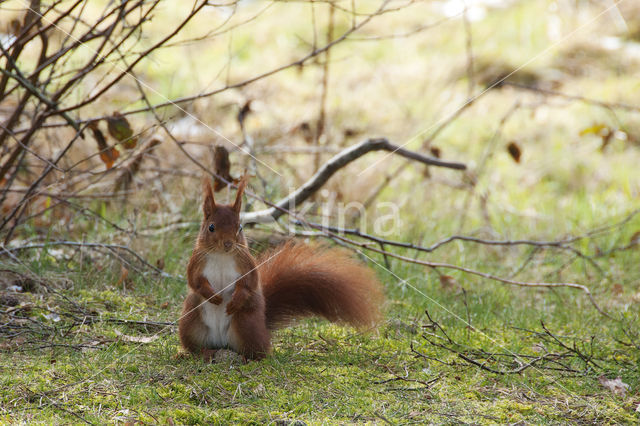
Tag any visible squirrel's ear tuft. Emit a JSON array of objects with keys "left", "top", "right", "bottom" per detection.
[
  {"left": 202, "top": 178, "right": 216, "bottom": 217},
  {"left": 233, "top": 174, "right": 248, "bottom": 214}
]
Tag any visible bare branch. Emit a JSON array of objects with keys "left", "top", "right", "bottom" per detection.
[
  {"left": 2, "top": 241, "right": 177, "bottom": 279},
  {"left": 242, "top": 137, "right": 466, "bottom": 224}
]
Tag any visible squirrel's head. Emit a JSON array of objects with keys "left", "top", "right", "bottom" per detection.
[{"left": 198, "top": 176, "right": 247, "bottom": 253}]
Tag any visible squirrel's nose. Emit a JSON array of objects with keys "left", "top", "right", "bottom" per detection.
[{"left": 223, "top": 241, "right": 233, "bottom": 250}]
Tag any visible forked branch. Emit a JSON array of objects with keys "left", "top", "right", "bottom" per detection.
[{"left": 241, "top": 137, "right": 466, "bottom": 224}]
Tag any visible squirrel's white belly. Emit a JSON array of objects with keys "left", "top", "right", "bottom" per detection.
[
  {"left": 199, "top": 302, "right": 232, "bottom": 348},
  {"left": 199, "top": 253, "right": 240, "bottom": 348}
]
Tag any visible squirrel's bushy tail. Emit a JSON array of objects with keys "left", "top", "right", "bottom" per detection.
[{"left": 258, "top": 241, "right": 383, "bottom": 330}]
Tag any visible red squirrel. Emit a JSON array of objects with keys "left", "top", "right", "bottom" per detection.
[{"left": 178, "top": 177, "right": 383, "bottom": 360}]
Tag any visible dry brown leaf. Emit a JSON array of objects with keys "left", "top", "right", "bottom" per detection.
[
  {"left": 160, "top": 301, "right": 169, "bottom": 309},
  {"left": 90, "top": 121, "right": 120, "bottom": 168},
  {"left": 439, "top": 275, "right": 458, "bottom": 291},
  {"left": 611, "top": 283, "right": 624, "bottom": 295},
  {"left": 299, "top": 121, "right": 313, "bottom": 144},
  {"left": 343, "top": 128, "right": 360, "bottom": 138},
  {"left": 600, "top": 129, "right": 613, "bottom": 151},
  {"left": 506, "top": 141, "right": 521, "bottom": 163},
  {"left": 9, "top": 19, "right": 21, "bottom": 35},
  {"left": 598, "top": 376, "right": 629, "bottom": 396},
  {"left": 89, "top": 121, "right": 108, "bottom": 150},
  {"left": 116, "top": 266, "right": 129, "bottom": 288},
  {"left": 156, "top": 258, "right": 165, "bottom": 270},
  {"left": 99, "top": 147, "right": 120, "bottom": 169},
  {"left": 107, "top": 112, "right": 137, "bottom": 149},
  {"left": 114, "top": 330, "right": 160, "bottom": 344},
  {"left": 237, "top": 100, "right": 252, "bottom": 125},
  {"left": 630, "top": 231, "right": 640, "bottom": 246},
  {"left": 213, "top": 145, "right": 233, "bottom": 192},
  {"left": 423, "top": 147, "right": 441, "bottom": 177}
]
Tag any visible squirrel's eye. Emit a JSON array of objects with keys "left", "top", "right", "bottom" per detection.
[{"left": 208, "top": 223, "right": 215, "bottom": 232}]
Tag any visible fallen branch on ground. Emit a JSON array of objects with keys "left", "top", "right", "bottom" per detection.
[
  {"left": 288, "top": 222, "right": 609, "bottom": 317},
  {"left": 412, "top": 311, "right": 597, "bottom": 376},
  {"left": 1, "top": 241, "right": 177, "bottom": 279}
]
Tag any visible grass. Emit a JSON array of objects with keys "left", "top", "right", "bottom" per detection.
[
  {"left": 2, "top": 204, "right": 638, "bottom": 423},
  {"left": 2, "top": 0, "right": 640, "bottom": 423}
]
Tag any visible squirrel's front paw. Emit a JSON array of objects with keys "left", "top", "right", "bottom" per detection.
[{"left": 209, "top": 294, "right": 223, "bottom": 305}]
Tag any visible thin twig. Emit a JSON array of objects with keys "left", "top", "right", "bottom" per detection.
[{"left": 1, "top": 241, "right": 177, "bottom": 279}]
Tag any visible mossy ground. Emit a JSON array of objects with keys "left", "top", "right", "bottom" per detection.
[
  {"left": 2, "top": 205, "right": 638, "bottom": 423},
  {"left": 1, "top": 0, "right": 640, "bottom": 423}
]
